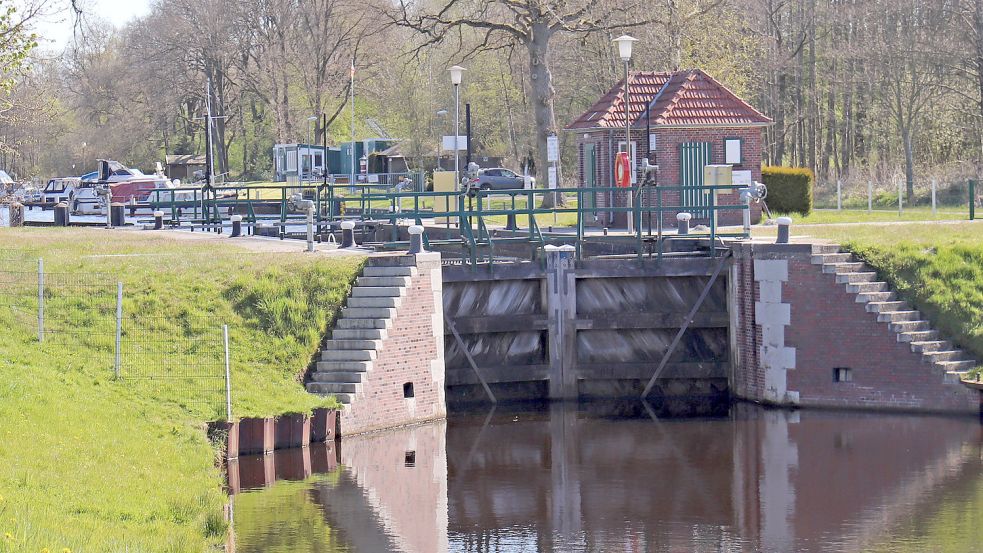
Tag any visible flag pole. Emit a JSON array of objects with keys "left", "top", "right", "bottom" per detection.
[{"left": 350, "top": 58, "right": 356, "bottom": 191}]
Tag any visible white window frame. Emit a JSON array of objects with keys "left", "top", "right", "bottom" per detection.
[{"left": 724, "top": 138, "right": 742, "bottom": 166}]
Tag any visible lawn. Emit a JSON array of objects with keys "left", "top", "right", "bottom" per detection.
[
  {"left": 767, "top": 206, "right": 971, "bottom": 225},
  {"left": 753, "top": 221, "right": 983, "bottom": 366},
  {"left": 0, "top": 228, "right": 361, "bottom": 552}
]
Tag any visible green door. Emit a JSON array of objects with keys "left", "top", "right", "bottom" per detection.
[
  {"left": 583, "top": 143, "right": 597, "bottom": 213},
  {"left": 679, "top": 142, "right": 711, "bottom": 218}
]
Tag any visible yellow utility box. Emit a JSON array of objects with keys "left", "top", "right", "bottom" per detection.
[
  {"left": 432, "top": 171, "right": 457, "bottom": 224},
  {"left": 703, "top": 165, "right": 733, "bottom": 227}
]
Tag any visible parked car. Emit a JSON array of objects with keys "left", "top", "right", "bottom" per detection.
[{"left": 466, "top": 168, "right": 535, "bottom": 193}]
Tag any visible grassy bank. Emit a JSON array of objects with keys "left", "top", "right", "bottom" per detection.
[
  {"left": 0, "top": 228, "right": 362, "bottom": 552},
  {"left": 754, "top": 221, "right": 983, "bottom": 365}
]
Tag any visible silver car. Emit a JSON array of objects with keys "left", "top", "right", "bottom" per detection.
[{"left": 466, "top": 168, "right": 535, "bottom": 193}]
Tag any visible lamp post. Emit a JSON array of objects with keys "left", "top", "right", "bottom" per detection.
[
  {"left": 307, "top": 115, "right": 318, "bottom": 183},
  {"left": 613, "top": 35, "right": 637, "bottom": 234},
  {"left": 449, "top": 65, "right": 466, "bottom": 190}
]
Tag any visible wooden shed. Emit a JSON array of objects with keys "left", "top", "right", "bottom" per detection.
[
  {"left": 565, "top": 69, "right": 772, "bottom": 227},
  {"left": 165, "top": 154, "right": 206, "bottom": 181}
]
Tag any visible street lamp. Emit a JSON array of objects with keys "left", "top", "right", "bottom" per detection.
[
  {"left": 613, "top": 35, "right": 637, "bottom": 233},
  {"left": 449, "top": 65, "right": 466, "bottom": 190}
]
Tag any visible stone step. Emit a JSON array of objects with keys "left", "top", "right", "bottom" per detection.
[
  {"left": 304, "top": 385, "right": 353, "bottom": 404},
  {"left": 811, "top": 244, "right": 842, "bottom": 254},
  {"left": 310, "top": 371, "right": 364, "bottom": 383},
  {"left": 324, "top": 339, "right": 381, "bottom": 350},
  {"left": 877, "top": 310, "right": 922, "bottom": 323},
  {"left": 357, "top": 276, "right": 411, "bottom": 287},
  {"left": 341, "top": 307, "right": 396, "bottom": 319},
  {"left": 943, "top": 370, "right": 971, "bottom": 384},
  {"left": 856, "top": 291, "right": 896, "bottom": 303},
  {"left": 811, "top": 253, "right": 853, "bottom": 264},
  {"left": 836, "top": 272, "right": 879, "bottom": 284},
  {"left": 866, "top": 301, "right": 908, "bottom": 314},
  {"left": 336, "top": 318, "right": 391, "bottom": 330},
  {"left": 351, "top": 286, "right": 404, "bottom": 297},
  {"left": 935, "top": 360, "right": 976, "bottom": 372},
  {"left": 306, "top": 382, "right": 359, "bottom": 394},
  {"left": 889, "top": 320, "right": 931, "bottom": 333},
  {"left": 922, "top": 350, "right": 965, "bottom": 364},
  {"left": 362, "top": 266, "right": 416, "bottom": 277},
  {"left": 898, "top": 330, "right": 939, "bottom": 343},
  {"left": 321, "top": 349, "right": 376, "bottom": 361},
  {"left": 909, "top": 340, "right": 952, "bottom": 353},
  {"left": 846, "top": 281, "right": 889, "bottom": 294},
  {"left": 316, "top": 360, "right": 372, "bottom": 372},
  {"left": 348, "top": 296, "right": 401, "bottom": 308},
  {"left": 331, "top": 328, "right": 387, "bottom": 340},
  {"left": 823, "top": 262, "right": 867, "bottom": 274}
]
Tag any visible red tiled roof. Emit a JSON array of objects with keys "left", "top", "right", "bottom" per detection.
[{"left": 566, "top": 69, "right": 772, "bottom": 130}]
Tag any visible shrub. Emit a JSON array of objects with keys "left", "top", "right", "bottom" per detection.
[{"left": 762, "top": 166, "right": 814, "bottom": 216}]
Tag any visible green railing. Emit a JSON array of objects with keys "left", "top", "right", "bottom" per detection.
[{"left": 146, "top": 181, "right": 751, "bottom": 263}]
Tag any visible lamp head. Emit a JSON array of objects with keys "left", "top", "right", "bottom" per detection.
[
  {"left": 613, "top": 35, "right": 638, "bottom": 62},
  {"left": 448, "top": 65, "right": 466, "bottom": 86}
]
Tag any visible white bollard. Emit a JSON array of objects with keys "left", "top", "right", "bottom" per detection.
[
  {"left": 676, "top": 212, "right": 692, "bottom": 235},
  {"left": 340, "top": 220, "right": 356, "bottom": 248},
  {"left": 230, "top": 214, "right": 243, "bottom": 237},
  {"left": 408, "top": 224, "right": 425, "bottom": 254}
]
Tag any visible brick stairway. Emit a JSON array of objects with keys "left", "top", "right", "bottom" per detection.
[
  {"left": 306, "top": 261, "right": 416, "bottom": 404},
  {"left": 811, "top": 244, "right": 977, "bottom": 382}
]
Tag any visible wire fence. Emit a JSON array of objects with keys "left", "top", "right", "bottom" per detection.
[{"left": 0, "top": 259, "right": 232, "bottom": 416}]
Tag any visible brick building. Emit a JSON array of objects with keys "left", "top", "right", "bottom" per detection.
[{"left": 565, "top": 69, "right": 772, "bottom": 227}]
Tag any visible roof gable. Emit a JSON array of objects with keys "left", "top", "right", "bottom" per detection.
[{"left": 566, "top": 69, "right": 772, "bottom": 130}]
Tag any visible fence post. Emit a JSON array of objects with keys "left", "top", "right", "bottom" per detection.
[
  {"left": 115, "top": 281, "right": 122, "bottom": 379},
  {"left": 836, "top": 179, "right": 842, "bottom": 211},
  {"left": 37, "top": 258, "right": 43, "bottom": 343},
  {"left": 931, "top": 178, "right": 937, "bottom": 218},
  {"left": 971, "top": 179, "right": 976, "bottom": 221},
  {"left": 867, "top": 180, "right": 872, "bottom": 213},
  {"left": 223, "top": 324, "right": 232, "bottom": 421}
]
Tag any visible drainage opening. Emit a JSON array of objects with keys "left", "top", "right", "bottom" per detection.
[
  {"left": 404, "top": 451, "right": 416, "bottom": 467},
  {"left": 833, "top": 367, "right": 853, "bottom": 383},
  {"left": 403, "top": 382, "right": 415, "bottom": 398}
]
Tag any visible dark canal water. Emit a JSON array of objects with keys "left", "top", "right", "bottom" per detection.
[{"left": 229, "top": 402, "right": 983, "bottom": 552}]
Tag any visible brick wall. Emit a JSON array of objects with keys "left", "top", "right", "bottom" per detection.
[
  {"left": 573, "top": 126, "right": 764, "bottom": 227},
  {"left": 339, "top": 253, "right": 447, "bottom": 435},
  {"left": 732, "top": 243, "right": 980, "bottom": 414}
]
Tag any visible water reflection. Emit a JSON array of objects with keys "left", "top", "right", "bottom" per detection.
[{"left": 232, "top": 403, "right": 983, "bottom": 553}]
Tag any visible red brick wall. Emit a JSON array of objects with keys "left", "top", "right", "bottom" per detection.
[
  {"left": 340, "top": 254, "right": 446, "bottom": 435},
  {"left": 732, "top": 243, "right": 980, "bottom": 414},
  {"left": 573, "top": 126, "right": 764, "bottom": 227}
]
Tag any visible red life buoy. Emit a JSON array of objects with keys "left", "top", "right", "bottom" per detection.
[{"left": 615, "top": 152, "right": 631, "bottom": 188}]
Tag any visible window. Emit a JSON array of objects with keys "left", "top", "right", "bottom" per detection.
[
  {"left": 404, "top": 451, "right": 416, "bottom": 467},
  {"left": 484, "top": 169, "right": 501, "bottom": 177},
  {"left": 724, "top": 138, "right": 742, "bottom": 165},
  {"left": 403, "top": 382, "right": 415, "bottom": 398},
  {"left": 501, "top": 170, "right": 516, "bottom": 178},
  {"left": 833, "top": 367, "right": 853, "bottom": 383}
]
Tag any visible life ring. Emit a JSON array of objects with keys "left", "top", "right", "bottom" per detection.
[{"left": 615, "top": 152, "right": 631, "bottom": 188}]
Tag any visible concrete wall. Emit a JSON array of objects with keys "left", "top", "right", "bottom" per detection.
[
  {"left": 339, "top": 253, "right": 447, "bottom": 434},
  {"left": 731, "top": 242, "right": 980, "bottom": 414}
]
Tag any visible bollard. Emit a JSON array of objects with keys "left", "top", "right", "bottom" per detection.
[
  {"left": 557, "top": 244, "right": 576, "bottom": 260},
  {"left": 602, "top": 227, "right": 608, "bottom": 236},
  {"left": 340, "top": 220, "right": 356, "bottom": 248},
  {"left": 408, "top": 225, "right": 425, "bottom": 254},
  {"left": 505, "top": 212, "right": 518, "bottom": 231},
  {"left": 54, "top": 202, "right": 70, "bottom": 226},
  {"left": 776, "top": 216, "right": 792, "bottom": 244},
  {"left": 300, "top": 200, "right": 315, "bottom": 252},
  {"left": 676, "top": 212, "right": 692, "bottom": 235},
  {"left": 153, "top": 210, "right": 164, "bottom": 230},
  {"left": 128, "top": 196, "right": 137, "bottom": 217},
  {"left": 230, "top": 215, "right": 243, "bottom": 237},
  {"left": 110, "top": 202, "right": 125, "bottom": 227}
]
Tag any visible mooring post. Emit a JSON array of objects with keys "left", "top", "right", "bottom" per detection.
[
  {"left": 545, "top": 244, "right": 578, "bottom": 399},
  {"left": 408, "top": 224, "right": 425, "bottom": 254},
  {"left": 153, "top": 210, "right": 164, "bottom": 230},
  {"left": 115, "top": 281, "right": 122, "bottom": 379},
  {"left": 340, "top": 220, "right": 356, "bottom": 248},
  {"left": 37, "top": 258, "right": 43, "bottom": 343},
  {"left": 677, "top": 212, "right": 691, "bottom": 235},
  {"left": 776, "top": 217, "right": 792, "bottom": 244},
  {"left": 230, "top": 215, "right": 242, "bottom": 237},
  {"left": 224, "top": 324, "right": 232, "bottom": 421}
]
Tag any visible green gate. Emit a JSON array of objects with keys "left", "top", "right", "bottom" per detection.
[{"left": 679, "top": 142, "right": 711, "bottom": 218}]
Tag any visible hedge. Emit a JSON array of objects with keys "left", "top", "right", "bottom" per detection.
[{"left": 762, "top": 166, "right": 814, "bottom": 216}]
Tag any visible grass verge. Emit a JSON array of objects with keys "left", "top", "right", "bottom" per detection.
[{"left": 0, "top": 228, "right": 362, "bottom": 552}]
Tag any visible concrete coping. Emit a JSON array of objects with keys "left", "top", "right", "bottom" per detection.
[
  {"left": 340, "top": 220, "right": 355, "bottom": 230},
  {"left": 677, "top": 212, "right": 692, "bottom": 221},
  {"left": 408, "top": 225, "right": 424, "bottom": 235},
  {"left": 153, "top": 210, "right": 164, "bottom": 217},
  {"left": 776, "top": 216, "right": 793, "bottom": 225},
  {"left": 230, "top": 214, "right": 243, "bottom": 222},
  {"left": 558, "top": 244, "right": 576, "bottom": 252},
  {"left": 543, "top": 244, "right": 560, "bottom": 252}
]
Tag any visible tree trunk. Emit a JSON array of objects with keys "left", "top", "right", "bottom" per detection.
[
  {"left": 528, "top": 21, "right": 563, "bottom": 208},
  {"left": 902, "top": 127, "right": 915, "bottom": 201},
  {"left": 667, "top": 0, "right": 682, "bottom": 71}
]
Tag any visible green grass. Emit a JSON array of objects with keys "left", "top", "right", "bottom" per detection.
[
  {"left": 0, "top": 228, "right": 362, "bottom": 552},
  {"left": 753, "top": 221, "right": 983, "bottom": 366},
  {"left": 768, "top": 206, "right": 970, "bottom": 225}
]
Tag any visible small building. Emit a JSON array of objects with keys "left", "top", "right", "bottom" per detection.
[
  {"left": 165, "top": 155, "right": 206, "bottom": 181},
  {"left": 273, "top": 144, "right": 337, "bottom": 182},
  {"left": 566, "top": 69, "right": 772, "bottom": 227}
]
